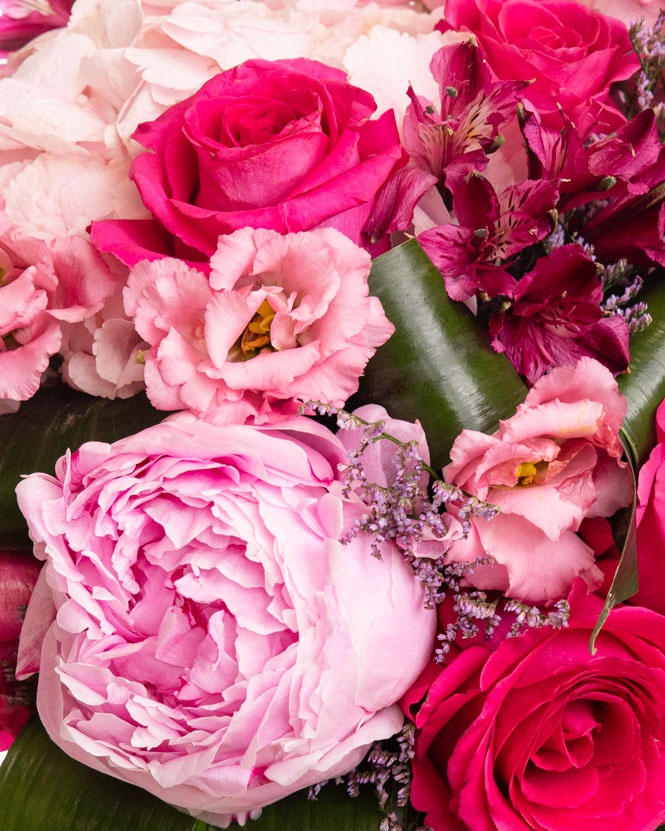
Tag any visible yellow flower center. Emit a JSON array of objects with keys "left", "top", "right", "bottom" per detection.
[
  {"left": 240, "top": 299, "right": 276, "bottom": 355},
  {"left": 516, "top": 461, "right": 538, "bottom": 486}
]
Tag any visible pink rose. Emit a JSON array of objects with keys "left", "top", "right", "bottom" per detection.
[
  {"left": 442, "top": 358, "right": 633, "bottom": 604},
  {"left": 632, "top": 397, "right": 665, "bottom": 615},
  {"left": 437, "top": 0, "right": 639, "bottom": 132},
  {"left": 405, "top": 582, "right": 665, "bottom": 831},
  {"left": 0, "top": 0, "right": 73, "bottom": 54},
  {"left": 91, "top": 58, "right": 408, "bottom": 266},
  {"left": 124, "top": 226, "right": 394, "bottom": 424},
  {"left": 16, "top": 415, "right": 435, "bottom": 824},
  {"left": 0, "top": 211, "right": 115, "bottom": 405}
]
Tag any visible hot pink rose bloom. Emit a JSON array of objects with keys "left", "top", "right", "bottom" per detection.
[
  {"left": 441, "top": 358, "right": 633, "bottom": 604},
  {"left": 437, "top": 0, "right": 640, "bottom": 133},
  {"left": 124, "top": 226, "right": 394, "bottom": 424},
  {"left": 92, "top": 58, "right": 409, "bottom": 266},
  {"left": 0, "top": 211, "right": 115, "bottom": 405},
  {"left": 16, "top": 415, "right": 435, "bottom": 824},
  {"left": 0, "top": 0, "right": 73, "bottom": 54},
  {"left": 404, "top": 581, "right": 665, "bottom": 831}
]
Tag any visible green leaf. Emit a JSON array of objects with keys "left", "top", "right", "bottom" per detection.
[
  {"left": 0, "top": 387, "right": 169, "bottom": 548},
  {"left": 618, "top": 271, "right": 665, "bottom": 469},
  {"left": 0, "top": 721, "right": 384, "bottom": 831},
  {"left": 353, "top": 240, "right": 528, "bottom": 469},
  {"left": 588, "top": 433, "right": 638, "bottom": 654}
]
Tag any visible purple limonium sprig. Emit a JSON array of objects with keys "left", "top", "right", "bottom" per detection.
[{"left": 628, "top": 12, "right": 665, "bottom": 131}]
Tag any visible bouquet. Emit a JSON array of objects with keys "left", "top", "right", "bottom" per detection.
[{"left": 1, "top": 0, "right": 665, "bottom": 830}]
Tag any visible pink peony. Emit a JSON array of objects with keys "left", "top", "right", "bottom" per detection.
[
  {"left": 16, "top": 415, "right": 435, "bottom": 824},
  {"left": 92, "top": 58, "right": 409, "bottom": 265},
  {"left": 0, "top": 210, "right": 115, "bottom": 405},
  {"left": 437, "top": 0, "right": 640, "bottom": 133},
  {"left": 124, "top": 226, "right": 394, "bottom": 424},
  {"left": 441, "top": 358, "right": 633, "bottom": 604},
  {"left": 405, "top": 581, "right": 665, "bottom": 831}
]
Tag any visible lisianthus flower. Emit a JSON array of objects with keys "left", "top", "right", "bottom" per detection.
[
  {"left": 441, "top": 357, "right": 632, "bottom": 604},
  {"left": 490, "top": 244, "right": 630, "bottom": 383},
  {"left": 0, "top": 209, "right": 115, "bottom": 405},
  {"left": 124, "top": 226, "right": 394, "bottom": 424}
]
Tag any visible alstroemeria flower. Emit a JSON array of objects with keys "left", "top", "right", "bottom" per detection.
[
  {"left": 441, "top": 358, "right": 632, "bottom": 604},
  {"left": 490, "top": 245, "right": 630, "bottom": 383},
  {"left": 419, "top": 173, "right": 558, "bottom": 301},
  {"left": 403, "top": 41, "right": 526, "bottom": 184}
]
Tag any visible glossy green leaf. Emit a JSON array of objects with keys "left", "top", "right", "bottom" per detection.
[
  {"left": 588, "top": 434, "right": 638, "bottom": 654},
  {"left": 353, "top": 240, "right": 528, "bottom": 469},
  {"left": 0, "top": 387, "right": 169, "bottom": 548},
  {"left": 618, "top": 272, "right": 665, "bottom": 469},
  {"left": 0, "top": 721, "right": 385, "bottom": 831}
]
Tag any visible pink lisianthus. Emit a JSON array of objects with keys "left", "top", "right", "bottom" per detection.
[
  {"left": 490, "top": 245, "right": 630, "bottom": 383},
  {"left": 441, "top": 358, "right": 633, "bottom": 604},
  {"left": 404, "top": 581, "right": 665, "bottom": 831},
  {"left": 437, "top": 0, "right": 639, "bottom": 133},
  {"left": 0, "top": 211, "right": 115, "bottom": 406},
  {"left": 15, "top": 415, "right": 435, "bottom": 824},
  {"left": 124, "top": 226, "right": 394, "bottom": 424}
]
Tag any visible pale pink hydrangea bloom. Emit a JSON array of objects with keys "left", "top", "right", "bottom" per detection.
[
  {"left": 16, "top": 415, "right": 436, "bottom": 824},
  {"left": 124, "top": 226, "right": 394, "bottom": 423},
  {"left": 441, "top": 358, "right": 633, "bottom": 604}
]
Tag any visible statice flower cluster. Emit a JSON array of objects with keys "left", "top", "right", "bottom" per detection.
[{"left": 628, "top": 11, "right": 665, "bottom": 131}]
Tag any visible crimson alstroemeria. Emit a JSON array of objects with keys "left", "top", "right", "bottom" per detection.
[
  {"left": 521, "top": 105, "right": 664, "bottom": 213},
  {"left": 489, "top": 244, "right": 630, "bottom": 383},
  {"left": 403, "top": 41, "right": 525, "bottom": 187},
  {"left": 419, "top": 172, "right": 558, "bottom": 301}
]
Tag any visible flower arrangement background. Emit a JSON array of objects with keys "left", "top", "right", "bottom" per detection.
[{"left": 1, "top": 0, "right": 665, "bottom": 830}]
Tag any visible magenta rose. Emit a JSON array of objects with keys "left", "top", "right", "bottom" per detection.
[
  {"left": 91, "top": 58, "right": 408, "bottom": 266},
  {"left": 438, "top": 0, "right": 639, "bottom": 132},
  {"left": 405, "top": 582, "right": 665, "bottom": 831},
  {"left": 441, "top": 358, "right": 633, "bottom": 604},
  {"left": 124, "top": 226, "right": 394, "bottom": 424},
  {"left": 15, "top": 415, "right": 435, "bottom": 825}
]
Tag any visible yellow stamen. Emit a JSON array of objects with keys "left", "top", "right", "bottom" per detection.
[
  {"left": 516, "top": 461, "right": 538, "bottom": 486},
  {"left": 241, "top": 299, "right": 276, "bottom": 354}
]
